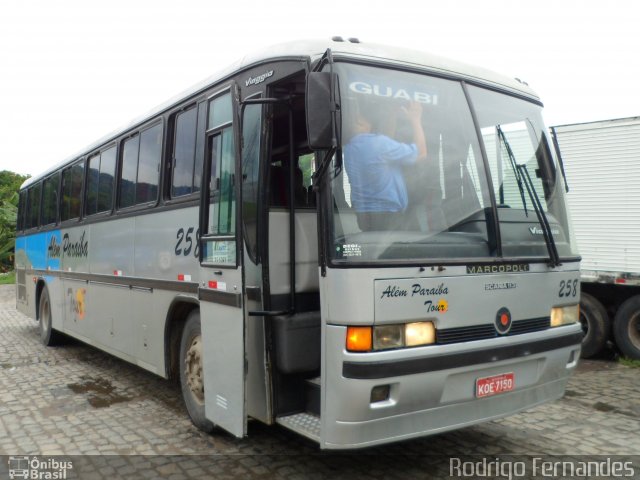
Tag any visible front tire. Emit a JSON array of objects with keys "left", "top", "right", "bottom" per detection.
[
  {"left": 179, "top": 310, "right": 214, "bottom": 432},
  {"left": 613, "top": 295, "right": 640, "bottom": 360},
  {"left": 39, "top": 286, "right": 62, "bottom": 346},
  {"left": 579, "top": 292, "right": 610, "bottom": 358}
]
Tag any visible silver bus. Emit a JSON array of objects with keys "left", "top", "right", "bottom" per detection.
[{"left": 15, "top": 38, "right": 582, "bottom": 449}]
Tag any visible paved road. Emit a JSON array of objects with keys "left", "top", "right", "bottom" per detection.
[{"left": 0, "top": 285, "right": 638, "bottom": 479}]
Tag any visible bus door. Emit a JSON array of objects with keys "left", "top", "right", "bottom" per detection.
[{"left": 198, "top": 87, "right": 246, "bottom": 437}]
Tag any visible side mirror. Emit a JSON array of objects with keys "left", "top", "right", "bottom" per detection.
[{"left": 306, "top": 72, "right": 340, "bottom": 150}]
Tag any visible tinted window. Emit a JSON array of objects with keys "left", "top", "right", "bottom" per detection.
[
  {"left": 119, "top": 124, "right": 162, "bottom": 208},
  {"left": 26, "top": 183, "right": 41, "bottom": 229},
  {"left": 86, "top": 153, "right": 100, "bottom": 215},
  {"left": 172, "top": 106, "right": 198, "bottom": 197},
  {"left": 137, "top": 124, "right": 162, "bottom": 204},
  {"left": 17, "top": 191, "right": 27, "bottom": 231},
  {"left": 86, "top": 147, "right": 116, "bottom": 215},
  {"left": 61, "top": 161, "right": 84, "bottom": 221},
  {"left": 42, "top": 173, "right": 60, "bottom": 225},
  {"left": 120, "top": 136, "right": 139, "bottom": 208},
  {"left": 98, "top": 147, "right": 116, "bottom": 212},
  {"left": 242, "top": 103, "right": 262, "bottom": 260},
  {"left": 194, "top": 104, "right": 206, "bottom": 194}
]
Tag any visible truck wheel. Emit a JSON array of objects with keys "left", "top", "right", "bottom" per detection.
[
  {"left": 39, "top": 286, "right": 63, "bottom": 346},
  {"left": 179, "top": 310, "right": 214, "bottom": 432},
  {"left": 579, "top": 292, "right": 609, "bottom": 358},
  {"left": 613, "top": 295, "right": 640, "bottom": 360}
]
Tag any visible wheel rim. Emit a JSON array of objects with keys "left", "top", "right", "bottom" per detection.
[
  {"left": 40, "top": 296, "right": 50, "bottom": 335},
  {"left": 628, "top": 313, "right": 640, "bottom": 350},
  {"left": 185, "top": 335, "right": 205, "bottom": 404},
  {"left": 579, "top": 311, "right": 589, "bottom": 336}
]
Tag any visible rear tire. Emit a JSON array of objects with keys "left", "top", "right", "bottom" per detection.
[
  {"left": 613, "top": 295, "right": 640, "bottom": 360},
  {"left": 39, "top": 286, "right": 63, "bottom": 346},
  {"left": 578, "top": 292, "right": 609, "bottom": 358},
  {"left": 179, "top": 310, "right": 214, "bottom": 432}
]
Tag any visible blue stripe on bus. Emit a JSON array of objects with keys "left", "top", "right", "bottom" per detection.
[{"left": 19, "top": 230, "right": 61, "bottom": 271}]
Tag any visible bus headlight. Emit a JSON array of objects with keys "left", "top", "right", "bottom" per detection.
[
  {"left": 347, "top": 322, "right": 437, "bottom": 352},
  {"left": 550, "top": 305, "right": 580, "bottom": 327},
  {"left": 405, "top": 321, "right": 436, "bottom": 346},
  {"left": 374, "top": 325, "right": 404, "bottom": 350}
]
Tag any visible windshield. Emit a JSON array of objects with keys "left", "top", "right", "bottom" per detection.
[{"left": 329, "top": 63, "right": 577, "bottom": 264}]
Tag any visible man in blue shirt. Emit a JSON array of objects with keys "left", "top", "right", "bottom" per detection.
[{"left": 344, "top": 100, "right": 427, "bottom": 231}]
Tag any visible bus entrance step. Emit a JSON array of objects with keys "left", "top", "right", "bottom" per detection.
[
  {"left": 276, "top": 412, "right": 321, "bottom": 442},
  {"left": 305, "top": 377, "right": 320, "bottom": 415}
]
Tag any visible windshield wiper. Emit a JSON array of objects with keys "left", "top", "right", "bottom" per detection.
[
  {"left": 517, "top": 164, "right": 561, "bottom": 267},
  {"left": 496, "top": 125, "right": 560, "bottom": 267},
  {"left": 497, "top": 125, "right": 528, "bottom": 216}
]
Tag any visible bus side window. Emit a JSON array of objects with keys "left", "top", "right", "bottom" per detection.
[
  {"left": 61, "top": 161, "right": 84, "bottom": 222},
  {"left": 86, "top": 147, "right": 116, "bottom": 216},
  {"left": 208, "top": 129, "right": 235, "bottom": 236},
  {"left": 26, "top": 183, "right": 41, "bottom": 229},
  {"left": 202, "top": 92, "right": 236, "bottom": 265},
  {"left": 119, "top": 123, "right": 162, "bottom": 208},
  {"left": 137, "top": 124, "right": 162, "bottom": 204},
  {"left": 242, "top": 102, "right": 262, "bottom": 262},
  {"left": 41, "top": 173, "right": 60, "bottom": 226},
  {"left": 17, "top": 190, "right": 26, "bottom": 231},
  {"left": 171, "top": 103, "right": 205, "bottom": 198}
]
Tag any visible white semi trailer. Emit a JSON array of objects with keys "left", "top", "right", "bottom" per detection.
[{"left": 552, "top": 116, "right": 640, "bottom": 359}]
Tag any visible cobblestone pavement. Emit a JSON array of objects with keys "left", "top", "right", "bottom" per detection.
[{"left": 0, "top": 285, "right": 638, "bottom": 479}]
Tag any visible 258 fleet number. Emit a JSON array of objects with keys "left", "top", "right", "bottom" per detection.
[
  {"left": 558, "top": 279, "right": 578, "bottom": 298},
  {"left": 175, "top": 227, "right": 200, "bottom": 257}
]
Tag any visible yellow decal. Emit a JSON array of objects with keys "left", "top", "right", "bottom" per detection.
[
  {"left": 68, "top": 287, "right": 87, "bottom": 320},
  {"left": 437, "top": 299, "right": 449, "bottom": 313},
  {"left": 76, "top": 288, "right": 86, "bottom": 320}
]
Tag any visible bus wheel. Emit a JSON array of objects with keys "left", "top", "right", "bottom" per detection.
[
  {"left": 613, "top": 295, "right": 640, "bottom": 360},
  {"left": 179, "top": 310, "right": 214, "bottom": 432},
  {"left": 39, "top": 286, "right": 62, "bottom": 346},
  {"left": 579, "top": 292, "right": 609, "bottom": 358}
]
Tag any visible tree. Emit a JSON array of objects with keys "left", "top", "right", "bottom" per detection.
[{"left": 0, "top": 171, "right": 30, "bottom": 272}]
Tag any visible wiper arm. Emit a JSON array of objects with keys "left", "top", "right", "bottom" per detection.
[
  {"left": 497, "top": 126, "right": 528, "bottom": 216},
  {"left": 517, "top": 164, "right": 561, "bottom": 267},
  {"left": 311, "top": 147, "right": 340, "bottom": 191}
]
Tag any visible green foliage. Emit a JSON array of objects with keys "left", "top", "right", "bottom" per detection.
[
  {"left": 619, "top": 357, "right": 640, "bottom": 368},
  {"left": 0, "top": 271, "right": 15, "bottom": 285},
  {"left": 0, "top": 170, "right": 30, "bottom": 272}
]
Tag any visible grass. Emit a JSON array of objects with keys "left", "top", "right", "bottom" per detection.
[
  {"left": 619, "top": 356, "right": 640, "bottom": 368},
  {"left": 0, "top": 271, "right": 15, "bottom": 285}
]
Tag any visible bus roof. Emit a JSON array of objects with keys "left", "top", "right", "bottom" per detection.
[{"left": 22, "top": 38, "right": 540, "bottom": 189}]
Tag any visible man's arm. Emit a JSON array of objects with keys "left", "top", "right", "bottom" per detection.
[{"left": 403, "top": 101, "right": 427, "bottom": 161}]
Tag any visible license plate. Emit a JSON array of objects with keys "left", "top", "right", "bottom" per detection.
[{"left": 475, "top": 372, "right": 515, "bottom": 398}]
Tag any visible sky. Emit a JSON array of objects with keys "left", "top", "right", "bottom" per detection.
[{"left": 1, "top": 0, "right": 638, "bottom": 177}]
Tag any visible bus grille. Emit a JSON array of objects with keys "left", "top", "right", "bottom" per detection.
[{"left": 436, "top": 317, "right": 550, "bottom": 344}]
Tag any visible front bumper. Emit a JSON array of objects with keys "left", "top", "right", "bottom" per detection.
[{"left": 320, "top": 325, "right": 582, "bottom": 449}]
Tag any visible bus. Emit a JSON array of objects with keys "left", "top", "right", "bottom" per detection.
[{"left": 15, "top": 38, "right": 583, "bottom": 449}]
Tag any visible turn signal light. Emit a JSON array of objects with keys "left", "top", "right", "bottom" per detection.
[{"left": 346, "top": 326, "right": 372, "bottom": 352}]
